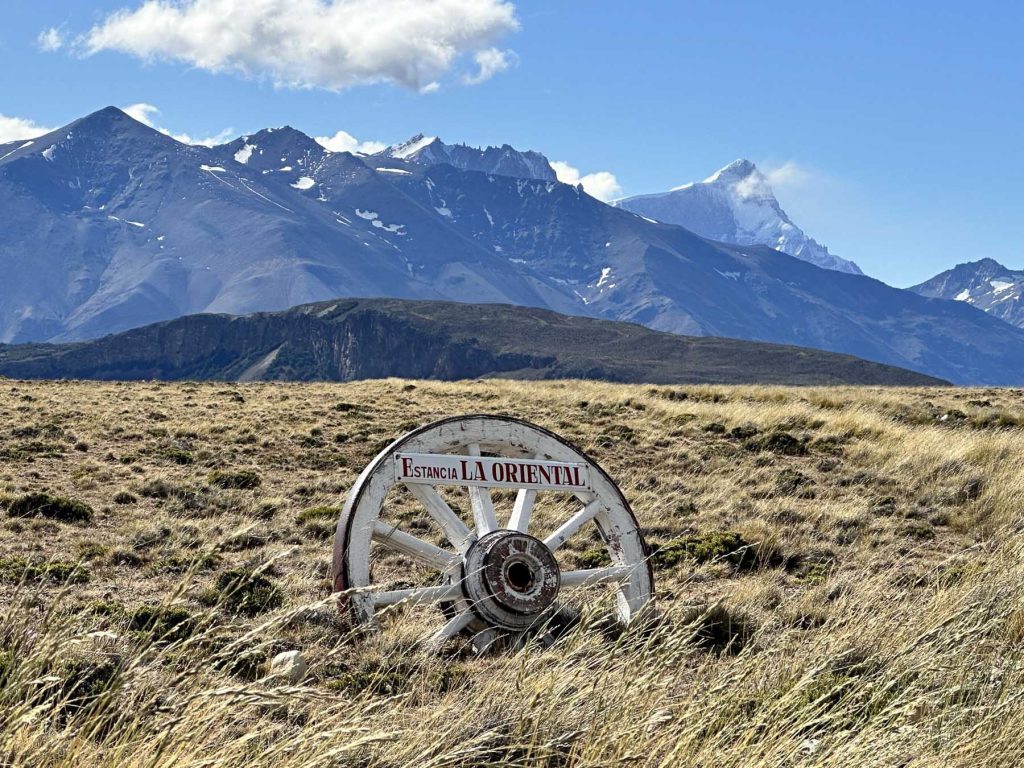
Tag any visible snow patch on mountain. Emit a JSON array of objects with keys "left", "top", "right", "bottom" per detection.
[
  {"left": 234, "top": 143, "right": 255, "bottom": 164},
  {"left": 387, "top": 134, "right": 438, "bottom": 159},
  {"left": 614, "top": 159, "right": 862, "bottom": 275}
]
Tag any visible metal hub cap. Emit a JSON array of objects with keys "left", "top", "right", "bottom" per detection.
[{"left": 463, "top": 530, "right": 561, "bottom": 630}]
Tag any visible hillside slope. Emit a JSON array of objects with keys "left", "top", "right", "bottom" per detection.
[{"left": 0, "top": 298, "right": 944, "bottom": 386}]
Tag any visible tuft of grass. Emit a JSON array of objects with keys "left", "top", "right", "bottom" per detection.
[
  {"left": 681, "top": 602, "right": 756, "bottom": 655},
  {"left": 295, "top": 505, "right": 342, "bottom": 525},
  {"left": 207, "top": 469, "right": 262, "bottom": 490},
  {"left": 744, "top": 430, "right": 808, "bottom": 455}
]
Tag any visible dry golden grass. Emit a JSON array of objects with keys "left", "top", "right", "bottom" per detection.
[{"left": 1, "top": 378, "right": 1024, "bottom": 766}]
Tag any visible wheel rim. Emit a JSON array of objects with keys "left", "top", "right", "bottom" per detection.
[{"left": 331, "top": 415, "right": 654, "bottom": 649}]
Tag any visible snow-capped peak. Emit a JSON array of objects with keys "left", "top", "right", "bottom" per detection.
[
  {"left": 382, "top": 134, "right": 439, "bottom": 159},
  {"left": 702, "top": 158, "right": 758, "bottom": 184},
  {"left": 910, "top": 258, "right": 1024, "bottom": 329},
  {"left": 614, "top": 159, "right": 863, "bottom": 275}
]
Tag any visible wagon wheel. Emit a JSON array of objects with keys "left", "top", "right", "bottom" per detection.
[{"left": 332, "top": 415, "right": 654, "bottom": 651}]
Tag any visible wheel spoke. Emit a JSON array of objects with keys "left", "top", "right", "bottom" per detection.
[
  {"left": 508, "top": 489, "right": 536, "bottom": 533},
  {"left": 544, "top": 498, "right": 602, "bottom": 552},
  {"left": 372, "top": 521, "right": 457, "bottom": 571},
  {"left": 560, "top": 566, "right": 632, "bottom": 587},
  {"left": 466, "top": 443, "right": 499, "bottom": 534},
  {"left": 429, "top": 609, "right": 475, "bottom": 647},
  {"left": 372, "top": 583, "right": 464, "bottom": 608},
  {"left": 405, "top": 483, "right": 474, "bottom": 553}
]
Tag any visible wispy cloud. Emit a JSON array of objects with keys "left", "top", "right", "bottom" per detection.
[
  {"left": 314, "top": 130, "right": 386, "bottom": 155},
  {"left": 551, "top": 160, "right": 623, "bottom": 202},
  {"left": 80, "top": 0, "right": 519, "bottom": 92},
  {"left": 463, "top": 48, "right": 517, "bottom": 85},
  {"left": 37, "top": 27, "right": 64, "bottom": 52},
  {"left": 762, "top": 160, "right": 816, "bottom": 193},
  {"left": 123, "top": 102, "right": 233, "bottom": 147},
  {"left": 0, "top": 115, "right": 55, "bottom": 144}
]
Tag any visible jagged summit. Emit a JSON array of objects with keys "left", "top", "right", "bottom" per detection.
[
  {"left": 217, "top": 125, "right": 326, "bottom": 171},
  {"left": 615, "top": 159, "right": 862, "bottom": 275},
  {"left": 376, "top": 135, "right": 557, "bottom": 181},
  {"left": 381, "top": 134, "right": 440, "bottom": 160}
]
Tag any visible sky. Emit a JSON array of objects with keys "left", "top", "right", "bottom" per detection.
[{"left": 1, "top": 0, "right": 1022, "bottom": 287}]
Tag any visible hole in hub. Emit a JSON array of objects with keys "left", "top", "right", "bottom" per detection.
[{"left": 505, "top": 560, "right": 534, "bottom": 592}]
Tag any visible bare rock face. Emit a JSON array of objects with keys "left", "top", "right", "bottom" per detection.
[{"left": 270, "top": 650, "right": 307, "bottom": 684}]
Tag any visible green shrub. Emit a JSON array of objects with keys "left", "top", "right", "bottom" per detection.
[
  {"left": 6, "top": 492, "right": 93, "bottom": 524},
  {"left": 76, "top": 542, "right": 108, "bottom": 561},
  {"left": 573, "top": 547, "right": 612, "bottom": 569},
  {"left": 0, "top": 556, "right": 89, "bottom": 584},
  {"left": 651, "top": 531, "right": 786, "bottom": 572},
  {"left": 52, "top": 654, "right": 124, "bottom": 719},
  {"left": 128, "top": 604, "right": 197, "bottom": 642},
  {"left": 204, "top": 568, "right": 283, "bottom": 615}
]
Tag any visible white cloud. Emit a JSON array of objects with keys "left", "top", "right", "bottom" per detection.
[
  {"left": 122, "top": 102, "right": 233, "bottom": 147},
  {"left": 83, "top": 0, "right": 519, "bottom": 91},
  {"left": 463, "top": 47, "right": 516, "bottom": 85},
  {"left": 0, "top": 115, "right": 55, "bottom": 143},
  {"left": 122, "top": 102, "right": 161, "bottom": 126},
  {"left": 37, "top": 27, "right": 64, "bottom": 52},
  {"left": 315, "top": 130, "right": 386, "bottom": 155},
  {"left": 551, "top": 160, "right": 623, "bottom": 203}
]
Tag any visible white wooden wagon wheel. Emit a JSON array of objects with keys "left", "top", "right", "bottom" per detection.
[{"left": 331, "top": 415, "right": 654, "bottom": 651}]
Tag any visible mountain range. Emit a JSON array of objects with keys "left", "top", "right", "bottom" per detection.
[
  {"left": 2, "top": 107, "right": 1024, "bottom": 384},
  {"left": 0, "top": 298, "right": 943, "bottom": 386},
  {"left": 910, "top": 258, "right": 1024, "bottom": 330}
]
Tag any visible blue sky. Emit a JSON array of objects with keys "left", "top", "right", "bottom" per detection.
[{"left": 1, "top": 0, "right": 1021, "bottom": 286}]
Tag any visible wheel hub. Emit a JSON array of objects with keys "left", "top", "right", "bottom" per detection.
[{"left": 462, "top": 530, "right": 561, "bottom": 630}]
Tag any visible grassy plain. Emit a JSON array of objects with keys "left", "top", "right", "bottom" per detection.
[{"left": 1, "top": 378, "right": 1023, "bottom": 767}]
